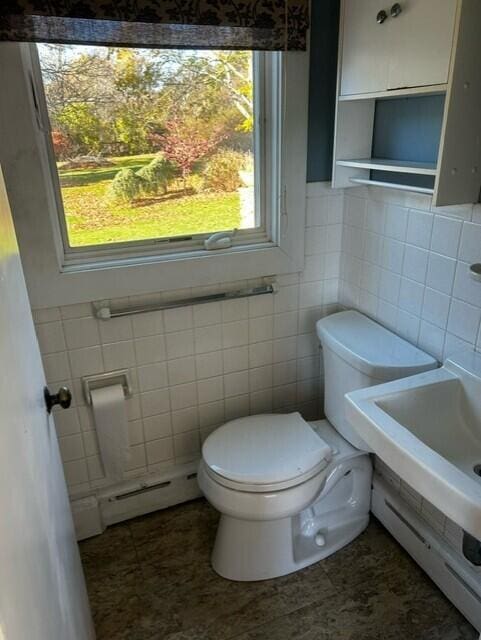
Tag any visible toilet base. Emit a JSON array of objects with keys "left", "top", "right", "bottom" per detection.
[
  {"left": 212, "top": 511, "right": 369, "bottom": 581},
  {"left": 211, "top": 447, "right": 372, "bottom": 581}
]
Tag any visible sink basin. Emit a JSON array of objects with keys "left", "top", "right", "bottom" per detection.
[{"left": 345, "top": 350, "right": 481, "bottom": 539}]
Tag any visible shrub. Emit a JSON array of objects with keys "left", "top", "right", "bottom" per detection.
[
  {"left": 185, "top": 173, "right": 205, "bottom": 194},
  {"left": 204, "top": 149, "right": 244, "bottom": 192},
  {"left": 107, "top": 168, "right": 142, "bottom": 203},
  {"left": 153, "top": 116, "right": 226, "bottom": 182},
  {"left": 136, "top": 157, "right": 177, "bottom": 196}
]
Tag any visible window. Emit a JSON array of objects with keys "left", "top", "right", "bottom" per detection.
[
  {"left": 36, "top": 45, "right": 263, "bottom": 255},
  {"left": 33, "top": 44, "right": 278, "bottom": 265},
  {"left": 0, "top": 44, "right": 308, "bottom": 308}
]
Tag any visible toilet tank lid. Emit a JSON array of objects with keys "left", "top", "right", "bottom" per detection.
[
  {"left": 316, "top": 310, "right": 437, "bottom": 381},
  {"left": 202, "top": 413, "right": 332, "bottom": 486}
]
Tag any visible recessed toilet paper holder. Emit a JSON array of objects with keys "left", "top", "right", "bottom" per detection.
[{"left": 83, "top": 370, "right": 133, "bottom": 405}]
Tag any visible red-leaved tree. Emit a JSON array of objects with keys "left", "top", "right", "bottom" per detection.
[
  {"left": 152, "top": 118, "right": 226, "bottom": 187},
  {"left": 51, "top": 130, "right": 72, "bottom": 160}
]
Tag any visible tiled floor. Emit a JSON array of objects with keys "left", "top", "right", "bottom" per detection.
[{"left": 80, "top": 499, "right": 477, "bottom": 640}]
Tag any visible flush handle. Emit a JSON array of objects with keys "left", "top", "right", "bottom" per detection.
[{"left": 44, "top": 386, "right": 72, "bottom": 414}]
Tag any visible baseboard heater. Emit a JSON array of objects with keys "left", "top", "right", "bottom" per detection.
[
  {"left": 70, "top": 461, "right": 202, "bottom": 540},
  {"left": 372, "top": 476, "right": 481, "bottom": 634}
]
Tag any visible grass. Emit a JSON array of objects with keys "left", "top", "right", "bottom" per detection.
[{"left": 58, "top": 154, "right": 241, "bottom": 247}]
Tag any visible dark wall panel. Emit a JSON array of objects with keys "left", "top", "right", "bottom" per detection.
[
  {"left": 372, "top": 95, "right": 445, "bottom": 163},
  {"left": 306, "top": 0, "right": 340, "bottom": 183}
]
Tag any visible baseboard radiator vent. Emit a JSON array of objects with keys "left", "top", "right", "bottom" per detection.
[
  {"left": 372, "top": 475, "right": 481, "bottom": 634},
  {"left": 70, "top": 461, "right": 202, "bottom": 540}
]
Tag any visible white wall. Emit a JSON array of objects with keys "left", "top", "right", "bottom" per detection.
[
  {"left": 339, "top": 185, "right": 481, "bottom": 362},
  {"left": 34, "top": 182, "right": 342, "bottom": 498}
]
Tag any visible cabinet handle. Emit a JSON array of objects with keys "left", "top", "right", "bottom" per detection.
[
  {"left": 376, "top": 9, "right": 388, "bottom": 23},
  {"left": 390, "top": 3, "right": 402, "bottom": 17}
]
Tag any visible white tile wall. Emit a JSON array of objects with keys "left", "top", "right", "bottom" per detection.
[
  {"left": 339, "top": 185, "right": 481, "bottom": 363},
  {"left": 37, "top": 180, "right": 481, "bottom": 506},
  {"left": 34, "top": 182, "right": 342, "bottom": 497}
]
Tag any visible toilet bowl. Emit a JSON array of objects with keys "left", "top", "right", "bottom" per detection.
[{"left": 199, "top": 310, "right": 438, "bottom": 581}]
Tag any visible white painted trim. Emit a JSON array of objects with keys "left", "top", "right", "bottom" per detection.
[
  {"left": 70, "top": 496, "right": 105, "bottom": 541},
  {"left": 434, "top": 0, "right": 481, "bottom": 206},
  {"left": 0, "top": 45, "right": 308, "bottom": 309}
]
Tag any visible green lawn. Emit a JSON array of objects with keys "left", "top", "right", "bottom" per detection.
[{"left": 58, "top": 154, "right": 241, "bottom": 247}]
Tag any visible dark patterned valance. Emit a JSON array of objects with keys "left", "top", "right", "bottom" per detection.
[{"left": 0, "top": 1, "right": 309, "bottom": 51}]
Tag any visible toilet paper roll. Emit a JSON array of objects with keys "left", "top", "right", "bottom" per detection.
[{"left": 91, "top": 384, "right": 131, "bottom": 482}]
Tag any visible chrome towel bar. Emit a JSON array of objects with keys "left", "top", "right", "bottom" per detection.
[{"left": 95, "top": 282, "right": 277, "bottom": 320}]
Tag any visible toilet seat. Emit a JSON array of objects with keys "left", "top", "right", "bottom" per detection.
[
  {"left": 202, "top": 413, "right": 332, "bottom": 493},
  {"left": 203, "top": 458, "right": 329, "bottom": 493}
]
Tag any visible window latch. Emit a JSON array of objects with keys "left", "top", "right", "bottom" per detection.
[{"left": 204, "top": 229, "right": 237, "bottom": 251}]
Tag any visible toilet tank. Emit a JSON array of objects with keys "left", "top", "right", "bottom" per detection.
[{"left": 316, "top": 311, "right": 437, "bottom": 450}]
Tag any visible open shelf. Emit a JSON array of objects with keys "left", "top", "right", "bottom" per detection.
[{"left": 336, "top": 158, "right": 437, "bottom": 176}]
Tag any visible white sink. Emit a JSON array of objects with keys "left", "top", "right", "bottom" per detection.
[{"left": 345, "top": 350, "right": 481, "bottom": 539}]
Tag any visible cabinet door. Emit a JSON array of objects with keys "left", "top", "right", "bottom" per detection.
[
  {"left": 340, "top": 0, "right": 391, "bottom": 96},
  {"left": 388, "top": 0, "right": 458, "bottom": 90}
]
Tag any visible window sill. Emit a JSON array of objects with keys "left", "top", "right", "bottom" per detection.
[
  {"left": 27, "top": 241, "right": 302, "bottom": 308},
  {"left": 61, "top": 239, "right": 275, "bottom": 273}
]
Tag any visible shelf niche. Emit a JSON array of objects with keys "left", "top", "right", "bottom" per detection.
[
  {"left": 370, "top": 94, "right": 445, "bottom": 190},
  {"left": 334, "top": 94, "right": 445, "bottom": 192}
]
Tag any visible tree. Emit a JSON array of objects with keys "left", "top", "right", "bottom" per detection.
[
  {"left": 57, "top": 103, "right": 105, "bottom": 155},
  {"left": 51, "top": 130, "right": 72, "bottom": 159},
  {"left": 38, "top": 44, "right": 118, "bottom": 117},
  {"left": 150, "top": 50, "right": 253, "bottom": 133},
  {"left": 112, "top": 49, "right": 160, "bottom": 154},
  {"left": 37, "top": 45, "right": 254, "bottom": 159},
  {"left": 155, "top": 117, "right": 226, "bottom": 186}
]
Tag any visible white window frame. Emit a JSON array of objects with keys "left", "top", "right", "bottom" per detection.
[
  {"left": 0, "top": 42, "right": 309, "bottom": 309},
  {"left": 35, "top": 47, "right": 273, "bottom": 266}
]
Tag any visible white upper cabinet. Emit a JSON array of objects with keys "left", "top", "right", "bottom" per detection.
[
  {"left": 340, "top": 0, "right": 458, "bottom": 96},
  {"left": 340, "top": 0, "right": 391, "bottom": 96},
  {"left": 332, "top": 0, "right": 481, "bottom": 206},
  {"left": 387, "top": 0, "right": 457, "bottom": 91}
]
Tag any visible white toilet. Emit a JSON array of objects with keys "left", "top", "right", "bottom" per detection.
[{"left": 198, "top": 310, "right": 437, "bottom": 581}]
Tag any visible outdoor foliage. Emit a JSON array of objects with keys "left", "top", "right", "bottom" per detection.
[
  {"left": 185, "top": 173, "right": 205, "bottom": 194},
  {"left": 51, "top": 130, "right": 72, "bottom": 158},
  {"left": 136, "top": 156, "right": 177, "bottom": 195},
  {"left": 57, "top": 103, "right": 106, "bottom": 155},
  {"left": 154, "top": 117, "right": 226, "bottom": 183},
  {"left": 39, "top": 45, "right": 253, "bottom": 161},
  {"left": 108, "top": 168, "right": 143, "bottom": 202},
  {"left": 204, "top": 149, "right": 245, "bottom": 192},
  {"left": 38, "top": 45, "right": 255, "bottom": 245},
  {"left": 57, "top": 155, "right": 242, "bottom": 246}
]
